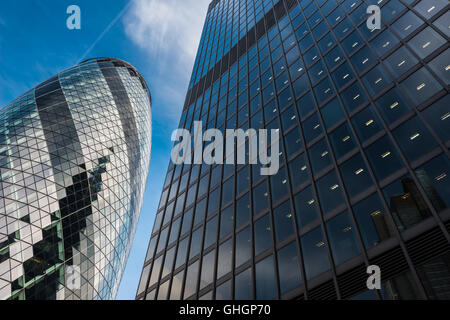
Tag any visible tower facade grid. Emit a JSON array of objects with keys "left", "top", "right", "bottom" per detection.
[{"left": 138, "top": 0, "right": 449, "bottom": 300}]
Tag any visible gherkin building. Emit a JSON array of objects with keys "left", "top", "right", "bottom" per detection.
[{"left": 0, "top": 58, "right": 152, "bottom": 300}]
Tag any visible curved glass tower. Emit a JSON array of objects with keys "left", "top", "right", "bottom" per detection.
[{"left": 0, "top": 58, "right": 152, "bottom": 300}]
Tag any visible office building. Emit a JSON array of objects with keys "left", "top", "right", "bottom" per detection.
[{"left": 138, "top": 0, "right": 449, "bottom": 300}]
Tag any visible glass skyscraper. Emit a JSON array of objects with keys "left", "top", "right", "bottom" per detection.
[
  {"left": 0, "top": 58, "right": 152, "bottom": 300},
  {"left": 138, "top": 0, "right": 449, "bottom": 300}
]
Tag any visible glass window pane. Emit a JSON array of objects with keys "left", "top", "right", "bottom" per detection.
[
  {"left": 415, "top": 155, "right": 450, "bottom": 213},
  {"left": 329, "top": 122, "right": 357, "bottom": 159},
  {"left": 161, "top": 247, "right": 176, "bottom": 279},
  {"left": 362, "top": 65, "right": 392, "bottom": 96},
  {"left": 302, "top": 112, "right": 323, "bottom": 143},
  {"left": 222, "top": 176, "right": 234, "bottom": 206},
  {"left": 353, "top": 193, "right": 395, "bottom": 249},
  {"left": 235, "top": 268, "right": 253, "bottom": 300},
  {"left": 317, "top": 170, "right": 345, "bottom": 213},
  {"left": 189, "top": 227, "right": 203, "bottom": 259},
  {"left": 297, "top": 91, "right": 316, "bottom": 119},
  {"left": 407, "top": 26, "right": 446, "bottom": 59},
  {"left": 428, "top": 49, "right": 450, "bottom": 85},
  {"left": 270, "top": 166, "right": 289, "bottom": 203},
  {"left": 392, "top": 116, "right": 438, "bottom": 162},
  {"left": 400, "top": 67, "right": 443, "bottom": 106},
  {"left": 352, "top": 106, "right": 383, "bottom": 142},
  {"left": 236, "top": 227, "right": 252, "bottom": 267},
  {"left": 183, "top": 261, "right": 199, "bottom": 299},
  {"left": 294, "top": 186, "right": 319, "bottom": 228},
  {"left": 253, "top": 180, "right": 269, "bottom": 216},
  {"left": 220, "top": 205, "right": 234, "bottom": 238},
  {"left": 382, "top": 175, "right": 431, "bottom": 232},
  {"left": 365, "top": 136, "right": 404, "bottom": 181},
  {"left": 236, "top": 192, "right": 251, "bottom": 228},
  {"left": 204, "top": 216, "right": 218, "bottom": 248},
  {"left": 433, "top": 10, "right": 450, "bottom": 37},
  {"left": 421, "top": 95, "right": 450, "bottom": 142},
  {"left": 326, "top": 210, "right": 361, "bottom": 265},
  {"left": 278, "top": 241, "right": 303, "bottom": 294},
  {"left": 288, "top": 153, "right": 311, "bottom": 189},
  {"left": 383, "top": 46, "right": 418, "bottom": 78},
  {"left": 309, "top": 138, "right": 333, "bottom": 175},
  {"left": 371, "top": 29, "right": 399, "bottom": 57},
  {"left": 254, "top": 214, "right": 273, "bottom": 255},
  {"left": 273, "top": 200, "right": 296, "bottom": 243},
  {"left": 392, "top": 11, "right": 423, "bottom": 38},
  {"left": 284, "top": 127, "right": 304, "bottom": 158},
  {"left": 170, "top": 270, "right": 184, "bottom": 300},
  {"left": 375, "top": 87, "right": 411, "bottom": 125},
  {"left": 216, "top": 279, "right": 232, "bottom": 300},
  {"left": 301, "top": 227, "right": 331, "bottom": 279},
  {"left": 340, "top": 153, "right": 374, "bottom": 198},
  {"left": 217, "top": 239, "right": 233, "bottom": 279},
  {"left": 340, "top": 81, "right": 368, "bottom": 113},
  {"left": 255, "top": 255, "right": 277, "bottom": 300},
  {"left": 321, "top": 98, "right": 345, "bottom": 129},
  {"left": 200, "top": 250, "right": 215, "bottom": 290}
]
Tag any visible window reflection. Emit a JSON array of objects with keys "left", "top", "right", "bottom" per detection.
[
  {"left": 317, "top": 170, "right": 345, "bottom": 213},
  {"left": 217, "top": 239, "right": 233, "bottom": 279},
  {"left": 392, "top": 116, "right": 438, "bottom": 162},
  {"left": 340, "top": 153, "right": 374, "bottom": 198},
  {"left": 216, "top": 279, "right": 232, "bottom": 300},
  {"left": 421, "top": 95, "right": 450, "bottom": 142},
  {"left": 392, "top": 11, "right": 423, "bottom": 38},
  {"left": 380, "top": 271, "right": 421, "bottom": 300},
  {"left": 301, "top": 227, "right": 331, "bottom": 280},
  {"left": 383, "top": 46, "right": 418, "bottom": 77},
  {"left": 416, "top": 252, "right": 450, "bottom": 299},
  {"left": 414, "top": 155, "right": 450, "bottom": 212},
  {"left": 309, "top": 138, "right": 333, "bottom": 175},
  {"left": 400, "top": 67, "right": 443, "bottom": 106},
  {"left": 408, "top": 27, "right": 446, "bottom": 59},
  {"left": 278, "top": 241, "right": 303, "bottom": 294},
  {"left": 353, "top": 193, "right": 395, "bottom": 249},
  {"left": 303, "top": 112, "right": 323, "bottom": 143},
  {"left": 365, "top": 136, "right": 404, "bottom": 181},
  {"left": 294, "top": 186, "right": 319, "bottom": 228},
  {"left": 274, "top": 200, "right": 295, "bottom": 243},
  {"left": 382, "top": 174, "right": 431, "bottom": 232},
  {"left": 236, "top": 227, "right": 252, "bottom": 267},
  {"left": 255, "top": 255, "right": 277, "bottom": 300},
  {"left": 326, "top": 210, "right": 361, "bottom": 265},
  {"left": 375, "top": 87, "right": 411, "bottom": 125},
  {"left": 183, "top": 260, "right": 199, "bottom": 299},
  {"left": 235, "top": 268, "right": 253, "bottom": 300},
  {"left": 289, "top": 153, "right": 311, "bottom": 189},
  {"left": 329, "top": 122, "right": 357, "bottom": 159},
  {"left": 254, "top": 214, "right": 273, "bottom": 255},
  {"left": 200, "top": 250, "right": 215, "bottom": 290}
]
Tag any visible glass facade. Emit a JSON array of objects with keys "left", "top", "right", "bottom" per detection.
[
  {"left": 138, "top": 0, "right": 449, "bottom": 300},
  {"left": 0, "top": 58, "right": 152, "bottom": 300}
]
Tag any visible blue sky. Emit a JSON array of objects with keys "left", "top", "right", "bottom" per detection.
[{"left": 0, "top": 0, "right": 210, "bottom": 299}]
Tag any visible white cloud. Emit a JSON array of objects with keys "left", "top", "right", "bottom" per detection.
[{"left": 124, "top": 0, "right": 210, "bottom": 75}]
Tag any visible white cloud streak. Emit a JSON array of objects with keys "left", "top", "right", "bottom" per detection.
[{"left": 124, "top": 0, "right": 210, "bottom": 75}]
